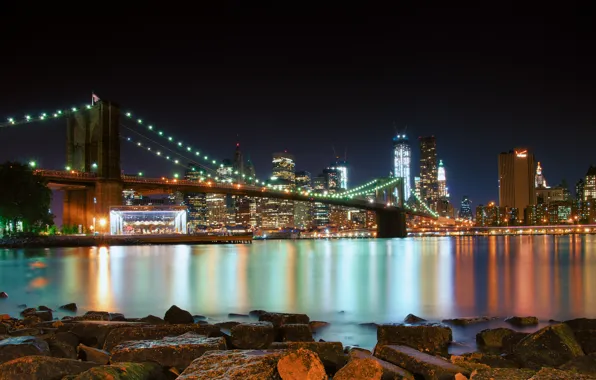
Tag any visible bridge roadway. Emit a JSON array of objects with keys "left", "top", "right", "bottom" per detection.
[{"left": 35, "top": 169, "right": 433, "bottom": 218}]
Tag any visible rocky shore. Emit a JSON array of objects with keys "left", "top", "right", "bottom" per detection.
[{"left": 0, "top": 304, "right": 595, "bottom": 379}]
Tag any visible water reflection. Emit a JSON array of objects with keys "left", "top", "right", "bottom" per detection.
[{"left": 2, "top": 236, "right": 596, "bottom": 323}]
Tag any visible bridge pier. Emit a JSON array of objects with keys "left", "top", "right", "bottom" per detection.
[{"left": 376, "top": 209, "right": 407, "bottom": 238}]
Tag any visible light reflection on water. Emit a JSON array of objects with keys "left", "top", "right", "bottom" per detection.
[{"left": 2, "top": 235, "right": 596, "bottom": 350}]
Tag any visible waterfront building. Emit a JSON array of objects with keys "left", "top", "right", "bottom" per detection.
[
  {"left": 419, "top": 136, "right": 439, "bottom": 209},
  {"left": 459, "top": 196, "right": 473, "bottom": 220},
  {"left": 498, "top": 148, "right": 536, "bottom": 211},
  {"left": 584, "top": 165, "right": 596, "bottom": 201},
  {"left": 328, "top": 158, "right": 348, "bottom": 190},
  {"left": 393, "top": 133, "right": 411, "bottom": 201},
  {"left": 294, "top": 170, "right": 313, "bottom": 229},
  {"left": 262, "top": 151, "right": 296, "bottom": 228}
]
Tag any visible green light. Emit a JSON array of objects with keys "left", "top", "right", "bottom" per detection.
[
  {"left": 57, "top": 110, "right": 62, "bottom": 114},
  {"left": 126, "top": 112, "right": 132, "bottom": 117},
  {"left": 178, "top": 142, "right": 182, "bottom": 146},
  {"left": 174, "top": 173, "right": 179, "bottom": 178},
  {"left": 187, "top": 147, "right": 191, "bottom": 151},
  {"left": 25, "top": 115, "right": 31, "bottom": 120},
  {"left": 138, "top": 172, "right": 143, "bottom": 176},
  {"left": 196, "top": 152, "right": 200, "bottom": 156},
  {"left": 29, "top": 161, "right": 36, "bottom": 168},
  {"left": 148, "top": 125, "right": 153, "bottom": 129},
  {"left": 137, "top": 119, "right": 142, "bottom": 124},
  {"left": 174, "top": 159, "right": 179, "bottom": 164},
  {"left": 212, "top": 160, "right": 216, "bottom": 164},
  {"left": 86, "top": 105, "right": 91, "bottom": 109},
  {"left": 158, "top": 131, "right": 163, "bottom": 135},
  {"left": 72, "top": 107, "right": 77, "bottom": 111},
  {"left": 168, "top": 137, "right": 173, "bottom": 141},
  {"left": 65, "top": 166, "right": 71, "bottom": 170},
  {"left": 92, "top": 163, "right": 98, "bottom": 168}
]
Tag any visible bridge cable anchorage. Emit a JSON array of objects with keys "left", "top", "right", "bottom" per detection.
[
  {"left": 121, "top": 110, "right": 267, "bottom": 185},
  {"left": 1, "top": 103, "right": 97, "bottom": 129}
]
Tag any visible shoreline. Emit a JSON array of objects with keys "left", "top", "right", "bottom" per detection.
[{"left": 0, "top": 303, "right": 595, "bottom": 379}]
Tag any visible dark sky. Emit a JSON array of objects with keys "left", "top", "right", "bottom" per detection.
[{"left": 0, "top": 4, "right": 594, "bottom": 220}]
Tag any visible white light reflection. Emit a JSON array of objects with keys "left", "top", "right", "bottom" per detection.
[
  {"left": 172, "top": 245, "right": 191, "bottom": 308},
  {"left": 95, "top": 246, "right": 112, "bottom": 311},
  {"left": 436, "top": 238, "right": 454, "bottom": 317}
]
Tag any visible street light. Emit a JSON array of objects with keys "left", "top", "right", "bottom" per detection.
[
  {"left": 29, "top": 161, "right": 36, "bottom": 168},
  {"left": 98, "top": 218, "right": 107, "bottom": 235}
]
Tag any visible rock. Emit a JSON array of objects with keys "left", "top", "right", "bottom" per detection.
[
  {"left": 230, "top": 321, "right": 275, "bottom": 349},
  {"left": 374, "top": 345, "right": 469, "bottom": 379},
  {"left": 376, "top": 323, "right": 452, "bottom": 355},
  {"left": 346, "top": 347, "right": 372, "bottom": 356},
  {"left": 38, "top": 305, "right": 53, "bottom": 312},
  {"left": 442, "top": 317, "right": 493, "bottom": 326},
  {"left": 20, "top": 307, "right": 36, "bottom": 317},
  {"left": 564, "top": 318, "right": 596, "bottom": 354},
  {"left": 529, "top": 367, "right": 595, "bottom": 379},
  {"left": 270, "top": 341, "right": 346, "bottom": 374},
  {"left": 22, "top": 315, "right": 43, "bottom": 326},
  {"left": 60, "top": 303, "right": 78, "bottom": 312},
  {"left": 163, "top": 305, "right": 194, "bottom": 324},
  {"left": 8, "top": 327, "right": 42, "bottom": 337},
  {"left": 110, "top": 331, "right": 226, "bottom": 370},
  {"left": 559, "top": 352, "right": 596, "bottom": 376},
  {"left": 193, "top": 314, "right": 207, "bottom": 321},
  {"left": 0, "top": 356, "right": 98, "bottom": 380},
  {"left": 349, "top": 348, "right": 414, "bottom": 379},
  {"left": 78, "top": 343, "right": 110, "bottom": 364},
  {"left": 0, "top": 336, "right": 50, "bottom": 364},
  {"left": 259, "top": 312, "right": 310, "bottom": 328},
  {"left": 564, "top": 318, "right": 596, "bottom": 331},
  {"left": 47, "top": 331, "right": 80, "bottom": 359},
  {"left": 277, "top": 348, "right": 327, "bottom": 380},
  {"left": 102, "top": 323, "right": 221, "bottom": 351},
  {"left": 0, "top": 324, "right": 7, "bottom": 335},
  {"left": 17, "top": 304, "right": 26, "bottom": 309},
  {"left": 215, "top": 321, "right": 241, "bottom": 330},
  {"left": 69, "top": 361, "right": 167, "bottom": 379},
  {"left": 139, "top": 314, "right": 165, "bottom": 324},
  {"left": 359, "top": 322, "right": 379, "bottom": 329},
  {"left": 451, "top": 352, "right": 518, "bottom": 371},
  {"left": 228, "top": 313, "right": 249, "bottom": 318},
  {"left": 513, "top": 323, "right": 584, "bottom": 368},
  {"left": 309, "top": 321, "right": 329, "bottom": 332},
  {"left": 177, "top": 349, "right": 285, "bottom": 379},
  {"left": 334, "top": 356, "right": 383, "bottom": 380},
  {"left": 0, "top": 292, "right": 7, "bottom": 298},
  {"left": 476, "top": 328, "right": 527, "bottom": 353},
  {"left": 403, "top": 314, "right": 426, "bottom": 324},
  {"left": 33, "top": 310, "right": 53, "bottom": 322},
  {"left": 69, "top": 321, "right": 148, "bottom": 348},
  {"left": 249, "top": 309, "right": 268, "bottom": 318},
  {"left": 279, "top": 324, "right": 314, "bottom": 342},
  {"left": 504, "top": 316, "right": 539, "bottom": 326},
  {"left": 73, "top": 311, "right": 126, "bottom": 322},
  {"left": 469, "top": 368, "right": 536, "bottom": 379}
]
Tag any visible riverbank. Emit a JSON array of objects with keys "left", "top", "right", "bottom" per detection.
[
  {"left": 0, "top": 303, "right": 594, "bottom": 379},
  {"left": 0, "top": 234, "right": 253, "bottom": 248}
]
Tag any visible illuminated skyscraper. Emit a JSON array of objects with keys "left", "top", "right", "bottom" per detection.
[
  {"left": 414, "top": 176, "right": 421, "bottom": 199},
  {"left": 584, "top": 165, "right": 596, "bottom": 201},
  {"left": 459, "top": 196, "right": 472, "bottom": 220},
  {"left": 294, "top": 171, "right": 313, "bottom": 228},
  {"left": 263, "top": 151, "right": 296, "bottom": 228},
  {"left": 498, "top": 148, "right": 536, "bottom": 211},
  {"left": 328, "top": 159, "right": 348, "bottom": 190},
  {"left": 437, "top": 159, "right": 449, "bottom": 198},
  {"left": 393, "top": 134, "right": 411, "bottom": 200},
  {"left": 535, "top": 162, "right": 548, "bottom": 188},
  {"left": 419, "top": 136, "right": 438, "bottom": 208}
]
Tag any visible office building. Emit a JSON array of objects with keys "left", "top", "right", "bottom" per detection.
[
  {"left": 393, "top": 133, "right": 411, "bottom": 200},
  {"left": 498, "top": 148, "right": 536, "bottom": 211},
  {"left": 419, "top": 136, "right": 439, "bottom": 208}
]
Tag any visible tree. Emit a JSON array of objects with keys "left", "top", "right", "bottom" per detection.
[{"left": 0, "top": 161, "right": 54, "bottom": 235}]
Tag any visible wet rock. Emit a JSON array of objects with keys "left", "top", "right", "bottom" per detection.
[
  {"left": 403, "top": 314, "right": 426, "bottom": 324},
  {"left": 22, "top": 315, "right": 43, "bottom": 326},
  {"left": 349, "top": 348, "right": 414, "bottom": 379},
  {"left": 20, "top": 307, "right": 36, "bottom": 317},
  {"left": 0, "top": 356, "right": 98, "bottom": 380},
  {"left": 476, "top": 328, "right": 527, "bottom": 352},
  {"left": 17, "top": 304, "right": 26, "bottom": 309},
  {"left": 230, "top": 321, "right": 275, "bottom": 349},
  {"left": 564, "top": 318, "right": 596, "bottom": 331},
  {"left": 215, "top": 321, "right": 241, "bottom": 330},
  {"left": 279, "top": 324, "right": 314, "bottom": 342},
  {"left": 178, "top": 349, "right": 285, "bottom": 379},
  {"left": 249, "top": 309, "right": 268, "bottom": 318},
  {"left": 0, "top": 324, "right": 7, "bottom": 335},
  {"left": 193, "top": 314, "right": 207, "bottom": 321},
  {"left": 559, "top": 352, "right": 596, "bottom": 376},
  {"left": 530, "top": 367, "right": 594, "bottom": 379},
  {"left": 442, "top": 317, "right": 494, "bottom": 326},
  {"left": 0, "top": 336, "right": 50, "bottom": 364},
  {"left": 277, "top": 348, "right": 327, "bottom": 380},
  {"left": 8, "top": 327, "right": 42, "bottom": 337},
  {"left": 513, "top": 323, "right": 584, "bottom": 368},
  {"left": 70, "top": 361, "right": 167, "bottom": 379},
  {"left": 335, "top": 356, "right": 383, "bottom": 379},
  {"left": 139, "top": 314, "right": 165, "bottom": 324},
  {"left": 38, "top": 305, "right": 53, "bottom": 312},
  {"left": 78, "top": 343, "right": 110, "bottom": 364},
  {"left": 259, "top": 312, "right": 310, "bottom": 328},
  {"left": 374, "top": 345, "right": 468, "bottom": 379},
  {"left": 163, "top": 305, "right": 194, "bottom": 324},
  {"left": 69, "top": 321, "right": 148, "bottom": 348},
  {"left": 451, "top": 352, "right": 518, "bottom": 371},
  {"left": 564, "top": 318, "right": 596, "bottom": 354},
  {"left": 0, "top": 292, "right": 7, "bottom": 298},
  {"left": 33, "top": 310, "right": 53, "bottom": 322},
  {"left": 359, "top": 322, "right": 380, "bottom": 329},
  {"left": 469, "top": 367, "right": 536, "bottom": 379},
  {"left": 60, "top": 303, "right": 78, "bottom": 312},
  {"left": 309, "top": 321, "right": 329, "bottom": 332},
  {"left": 270, "top": 341, "right": 346, "bottom": 374},
  {"left": 228, "top": 313, "right": 249, "bottom": 318},
  {"left": 504, "top": 316, "right": 539, "bottom": 326},
  {"left": 103, "top": 323, "right": 221, "bottom": 351},
  {"left": 376, "top": 323, "right": 453, "bottom": 355},
  {"left": 346, "top": 347, "right": 372, "bottom": 356},
  {"left": 74, "top": 311, "right": 126, "bottom": 322},
  {"left": 47, "top": 331, "right": 79, "bottom": 359},
  {"left": 110, "top": 331, "right": 226, "bottom": 370}
]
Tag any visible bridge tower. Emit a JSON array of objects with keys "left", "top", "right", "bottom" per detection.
[
  {"left": 63, "top": 100, "right": 123, "bottom": 231},
  {"left": 374, "top": 177, "right": 407, "bottom": 238}
]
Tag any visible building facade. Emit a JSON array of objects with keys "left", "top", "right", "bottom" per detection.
[
  {"left": 498, "top": 148, "right": 536, "bottom": 211},
  {"left": 419, "top": 136, "right": 439, "bottom": 209},
  {"left": 393, "top": 134, "right": 411, "bottom": 200}
]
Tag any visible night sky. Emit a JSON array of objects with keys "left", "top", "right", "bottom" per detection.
[{"left": 1, "top": 5, "right": 594, "bottom": 223}]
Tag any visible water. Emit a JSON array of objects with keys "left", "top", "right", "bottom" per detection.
[{"left": 1, "top": 235, "right": 596, "bottom": 351}]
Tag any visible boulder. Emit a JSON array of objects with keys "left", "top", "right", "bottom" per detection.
[
  {"left": 228, "top": 313, "right": 249, "bottom": 318},
  {"left": 442, "top": 317, "right": 494, "bottom": 326},
  {"left": 0, "top": 356, "right": 98, "bottom": 380},
  {"left": 0, "top": 336, "right": 50, "bottom": 364},
  {"left": 559, "top": 352, "right": 596, "bottom": 377},
  {"left": 59, "top": 303, "right": 78, "bottom": 312},
  {"left": 69, "top": 362, "right": 167, "bottom": 379},
  {"left": 513, "top": 323, "right": 584, "bottom": 368},
  {"left": 279, "top": 324, "right": 314, "bottom": 342},
  {"left": 564, "top": 318, "right": 596, "bottom": 354},
  {"left": 249, "top": 309, "right": 268, "bottom": 318},
  {"left": 277, "top": 348, "right": 327, "bottom": 380},
  {"left": 403, "top": 314, "right": 426, "bottom": 324},
  {"left": 215, "top": 321, "right": 241, "bottom": 330},
  {"left": 450, "top": 352, "right": 518, "bottom": 370},
  {"left": 138, "top": 315, "right": 166, "bottom": 324},
  {"left": 8, "top": 327, "right": 43, "bottom": 337},
  {"left": 476, "top": 328, "right": 527, "bottom": 353},
  {"left": 110, "top": 331, "right": 226, "bottom": 370},
  {"left": 177, "top": 349, "right": 285, "bottom": 379},
  {"left": 47, "top": 331, "right": 80, "bottom": 359},
  {"left": 374, "top": 345, "right": 468, "bottom": 379},
  {"left": 504, "top": 316, "right": 539, "bottom": 326},
  {"left": 164, "top": 305, "right": 194, "bottom": 324},
  {"left": 20, "top": 307, "right": 37, "bottom": 317},
  {"left": 259, "top": 312, "right": 310, "bottom": 328},
  {"left": 269, "top": 341, "right": 346, "bottom": 374},
  {"left": 564, "top": 318, "right": 596, "bottom": 331},
  {"left": 334, "top": 356, "right": 383, "bottom": 380},
  {"left": 529, "top": 367, "right": 595, "bottom": 379},
  {"left": 69, "top": 321, "right": 148, "bottom": 348},
  {"left": 0, "top": 292, "right": 7, "bottom": 298},
  {"left": 77, "top": 343, "right": 110, "bottom": 364},
  {"left": 469, "top": 368, "right": 536, "bottom": 379},
  {"left": 102, "top": 323, "right": 220, "bottom": 351},
  {"left": 38, "top": 305, "right": 53, "bottom": 312},
  {"left": 230, "top": 321, "right": 275, "bottom": 349},
  {"left": 376, "top": 323, "right": 452, "bottom": 355},
  {"left": 309, "top": 321, "right": 329, "bottom": 332},
  {"left": 349, "top": 348, "right": 414, "bottom": 380},
  {"left": 74, "top": 311, "right": 126, "bottom": 322}
]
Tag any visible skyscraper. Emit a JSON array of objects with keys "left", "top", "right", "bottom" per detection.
[
  {"left": 233, "top": 143, "right": 244, "bottom": 182},
  {"left": 294, "top": 171, "right": 313, "bottom": 228},
  {"left": 535, "top": 162, "right": 548, "bottom": 188},
  {"left": 419, "top": 136, "right": 438, "bottom": 208},
  {"left": 393, "top": 134, "right": 411, "bottom": 200},
  {"left": 584, "top": 165, "right": 596, "bottom": 201},
  {"left": 459, "top": 196, "right": 472, "bottom": 220},
  {"left": 498, "top": 148, "right": 536, "bottom": 211},
  {"left": 263, "top": 151, "right": 296, "bottom": 228},
  {"left": 437, "top": 159, "right": 448, "bottom": 198}
]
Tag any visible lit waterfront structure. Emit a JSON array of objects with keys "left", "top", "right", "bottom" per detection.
[
  {"left": 437, "top": 159, "right": 448, "bottom": 198},
  {"left": 312, "top": 174, "right": 329, "bottom": 227},
  {"left": 183, "top": 166, "right": 207, "bottom": 231},
  {"left": 535, "top": 161, "right": 548, "bottom": 188},
  {"left": 414, "top": 176, "right": 421, "bottom": 198},
  {"left": 328, "top": 159, "right": 348, "bottom": 190},
  {"left": 419, "top": 136, "right": 438, "bottom": 209},
  {"left": 294, "top": 170, "right": 313, "bottom": 229},
  {"left": 498, "top": 148, "right": 536, "bottom": 212},
  {"left": 393, "top": 134, "right": 411, "bottom": 201},
  {"left": 459, "top": 196, "right": 472, "bottom": 220},
  {"left": 584, "top": 165, "right": 596, "bottom": 201},
  {"left": 262, "top": 151, "right": 296, "bottom": 228}
]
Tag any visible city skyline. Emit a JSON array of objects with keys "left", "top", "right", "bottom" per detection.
[{"left": 1, "top": 5, "right": 594, "bottom": 212}]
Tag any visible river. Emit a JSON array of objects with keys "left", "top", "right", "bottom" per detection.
[{"left": 1, "top": 235, "right": 596, "bottom": 351}]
